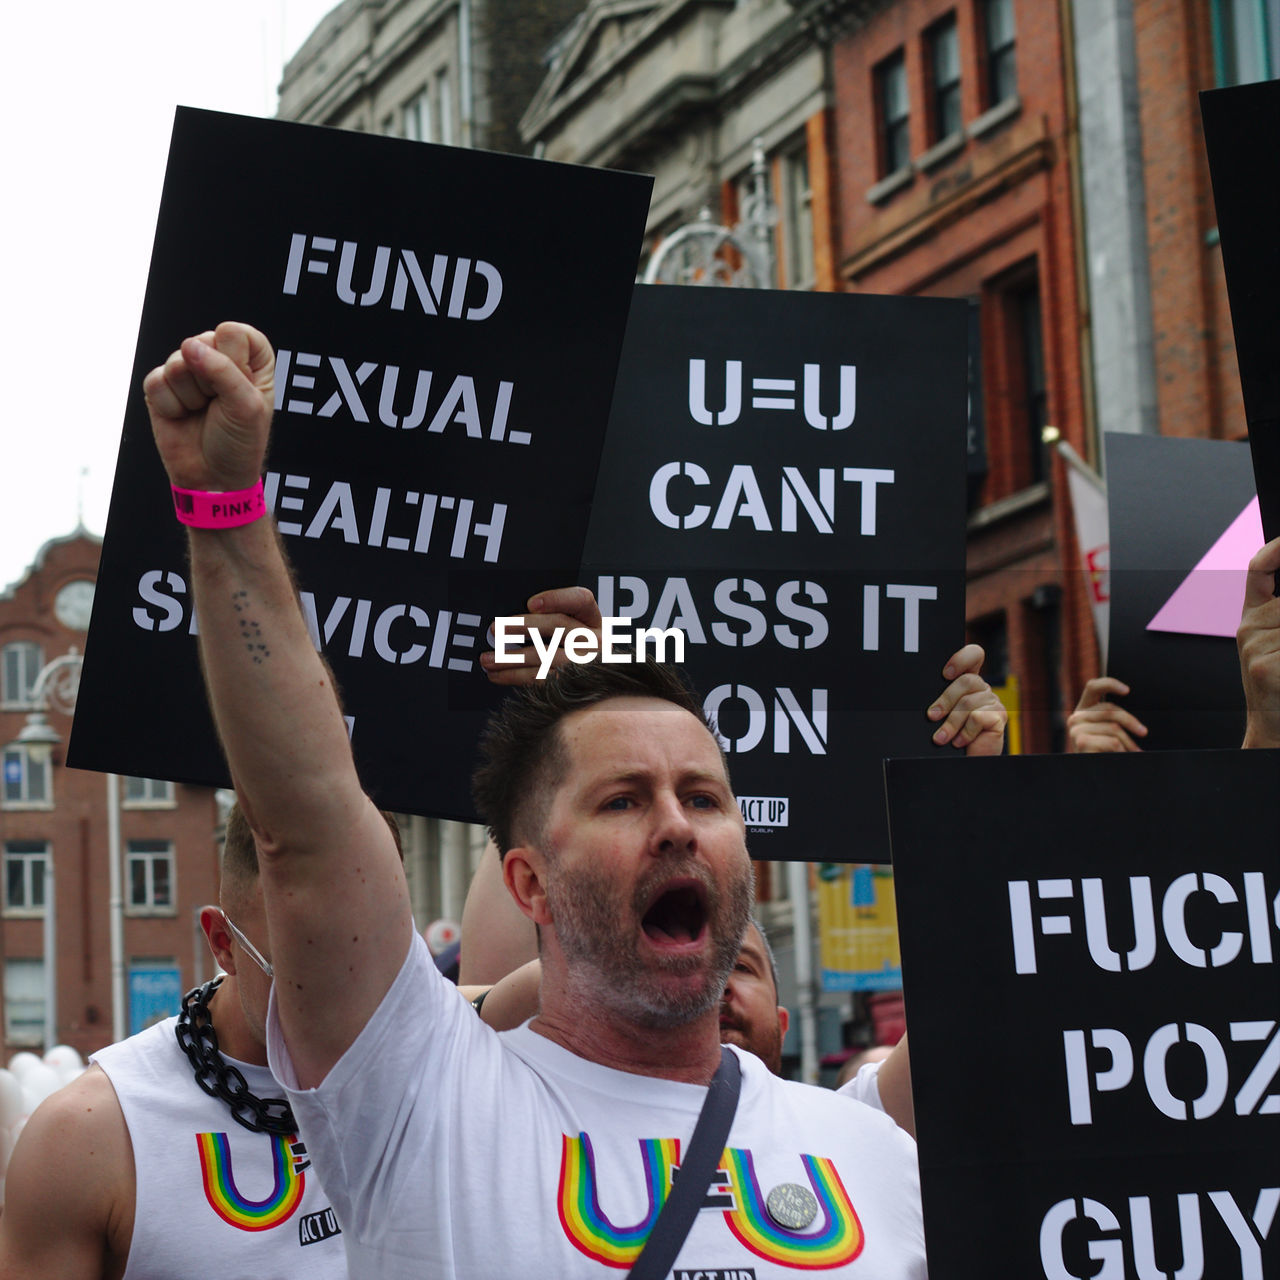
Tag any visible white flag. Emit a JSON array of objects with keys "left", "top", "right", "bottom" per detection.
[{"left": 1058, "top": 441, "right": 1109, "bottom": 668}]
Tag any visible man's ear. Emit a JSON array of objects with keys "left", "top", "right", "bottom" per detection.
[
  {"left": 200, "top": 905, "right": 236, "bottom": 974},
  {"left": 776, "top": 1005, "right": 791, "bottom": 1039},
  {"left": 503, "top": 847, "right": 552, "bottom": 926}
]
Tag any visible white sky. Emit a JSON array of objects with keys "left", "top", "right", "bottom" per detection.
[{"left": 0, "top": 0, "right": 342, "bottom": 592}]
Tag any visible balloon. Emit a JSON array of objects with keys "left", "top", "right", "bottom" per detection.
[
  {"left": 6, "top": 1052, "right": 42, "bottom": 1082},
  {"left": 18, "top": 1062, "right": 60, "bottom": 1111},
  {"left": 43, "top": 1044, "right": 85, "bottom": 1082}
]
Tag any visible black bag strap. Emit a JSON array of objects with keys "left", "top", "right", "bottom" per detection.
[{"left": 626, "top": 1046, "right": 743, "bottom": 1280}]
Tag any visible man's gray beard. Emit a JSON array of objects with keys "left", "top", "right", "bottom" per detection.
[{"left": 546, "top": 855, "right": 754, "bottom": 1029}]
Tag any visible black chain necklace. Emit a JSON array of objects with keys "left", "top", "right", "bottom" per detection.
[{"left": 175, "top": 976, "right": 297, "bottom": 1136}]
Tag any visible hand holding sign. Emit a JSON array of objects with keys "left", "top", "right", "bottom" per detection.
[
  {"left": 144, "top": 322, "right": 275, "bottom": 492},
  {"left": 1066, "top": 676, "right": 1148, "bottom": 753},
  {"left": 1239, "top": 535, "right": 1280, "bottom": 749},
  {"left": 927, "top": 644, "right": 1007, "bottom": 754},
  {"left": 480, "top": 585, "right": 603, "bottom": 686}
]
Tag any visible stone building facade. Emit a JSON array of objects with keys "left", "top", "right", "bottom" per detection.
[
  {"left": 522, "top": 0, "right": 841, "bottom": 289},
  {"left": 278, "top": 0, "right": 583, "bottom": 154}
]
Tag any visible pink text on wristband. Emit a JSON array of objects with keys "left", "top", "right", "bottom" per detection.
[{"left": 171, "top": 481, "right": 267, "bottom": 529}]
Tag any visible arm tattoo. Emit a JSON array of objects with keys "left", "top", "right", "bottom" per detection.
[{"left": 231, "top": 589, "right": 271, "bottom": 664}]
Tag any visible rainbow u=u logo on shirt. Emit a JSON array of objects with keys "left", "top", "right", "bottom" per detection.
[
  {"left": 558, "top": 1133, "right": 863, "bottom": 1269},
  {"left": 559, "top": 1134, "right": 680, "bottom": 1267},
  {"left": 196, "top": 1131, "right": 307, "bottom": 1231},
  {"left": 722, "top": 1148, "right": 863, "bottom": 1268}
]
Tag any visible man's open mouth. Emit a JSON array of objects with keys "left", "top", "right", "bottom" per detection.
[{"left": 641, "top": 880, "right": 709, "bottom": 946}]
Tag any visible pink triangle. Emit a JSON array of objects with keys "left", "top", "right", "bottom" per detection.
[{"left": 1147, "top": 496, "right": 1263, "bottom": 637}]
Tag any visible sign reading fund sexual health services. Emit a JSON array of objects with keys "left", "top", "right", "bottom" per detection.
[
  {"left": 67, "top": 108, "right": 651, "bottom": 818},
  {"left": 584, "top": 285, "right": 969, "bottom": 863},
  {"left": 886, "top": 749, "right": 1280, "bottom": 1280}
]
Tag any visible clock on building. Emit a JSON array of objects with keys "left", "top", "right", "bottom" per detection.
[{"left": 54, "top": 578, "right": 95, "bottom": 631}]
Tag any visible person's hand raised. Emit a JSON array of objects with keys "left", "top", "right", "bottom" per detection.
[{"left": 143, "top": 322, "right": 275, "bottom": 493}]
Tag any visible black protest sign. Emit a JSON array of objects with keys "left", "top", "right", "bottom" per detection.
[
  {"left": 886, "top": 748, "right": 1280, "bottom": 1280},
  {"left": 583, "top": 285, "right": 968, "bottom": 862},
  {"left": 67, "top": 107, "right": 651, "bottom": 818},
  {"left": 1106, "top": 432, "right": 1254, "bottom": 749},
  {"left": 1200, "top": 82, "right": 1280, "bottom": 540}
]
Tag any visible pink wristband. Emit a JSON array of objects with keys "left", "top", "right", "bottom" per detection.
[{"left": 171, "top": 481, "right": 267, "bottom": 529}]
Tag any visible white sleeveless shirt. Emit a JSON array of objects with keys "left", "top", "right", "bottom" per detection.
[{"left": 93, "top": 1011, "right": 347, "bottom": 1279}]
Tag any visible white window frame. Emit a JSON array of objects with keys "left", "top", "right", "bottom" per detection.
[
  {"left": 4, "top": 958, "right": 45, "bottom": 1047},
  {"left": 983, "top": 0, "right": 1018, "bottom": 108},
  {"left": 781, "top": 142, "right": 815, "bottom": 290},
  {"left": 126, "top": 841, "right": 176, "bottom": 915},
  {"left": 2, "top": 746, "right": 52, "bottom": 809},
  {"left": 436, "top": 67, "right": 453, "bottom": 145},
  {"left": 1212, "top": 0, "right": 1280, "bottom": 86},
  {"left": 2, "top": 641, "right": 43, "bottom": 709},
  {"left": 878, "top": 48, "right": 911, "bottom": 176},
  {"left": 122, "top": 776, "right": 175, "bottom": 808},
  {"left": 4, "top": 841, "right": 48, "bottom": 915},
  {"left": 402, "top": 86, "right": 433, "bottom": 142}
]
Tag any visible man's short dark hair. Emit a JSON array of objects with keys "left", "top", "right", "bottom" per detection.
[{"left": 471, "top": 660, "right": 723, "bottom": 856}]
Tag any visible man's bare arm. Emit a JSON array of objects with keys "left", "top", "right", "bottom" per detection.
[
  {"left": 0, "top": 1067, "right": 131, "bottom": 1280},
  {"left": 873, "top": 1034, "right": 916, "bottom": 1138},
  {"left": 458, "top": 839, "right": 540, "bottom": 986},
  {"left": 144, "top": 323, "right": 411, "bottom": 1086}
]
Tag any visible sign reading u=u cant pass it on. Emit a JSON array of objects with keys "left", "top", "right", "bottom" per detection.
[
  {"left": 583, "top": 284, "right": 968, "bottom": 863},
  {"left": 886, "top": 748, "right": 1280, "bottom": 1280},
  {"left": 67, "top": 107, "right": 651, "bottom": 818}
]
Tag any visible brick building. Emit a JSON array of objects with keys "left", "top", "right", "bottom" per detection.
[
  {"left": 1125, "top": 0, "right": 1247, "bottom": 443},
  {"left": 798, "top": 0, "right": 1090, "bottom": 751},
  {"left": 807, "top": 0, "right": 1265, "bottom": 748},
  {"left": 0, "top": 531, "right": 220, "bottom": 1060}
]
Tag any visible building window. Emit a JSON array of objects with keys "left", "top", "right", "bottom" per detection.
[
  {"left": 123, "top": 776, "right": 175, "bottom": 807},
  {"left": 127, "top": 841, "right": 175, "bottom": 912},
  {"left": 982, "top": 0, "right": 1017, "bottom": 107},
  {"left": 4, "top": 842, "right": 48, "bottom": 914},
  {"left": 2, "top": 641, "right": 43, "bottom": 708},
  {"left": 929, "top": 14, "right": 962, "bottom": 141},
  {"left": 1017, "top": 284, "right": 1048, "bottom": 484},
  {"left": 436, "top": 67, "right": 454, "bottom": 145},
  {"left": 877, "top": 49, "right": 910, "bottom": 175},
  {"left": 2, "top": 746, "right": 51, "bottom": 807},
  {"left": 4, "top": 959, "right": 45, "bottom": 1046},
  {"left": 980, "top": 266, "right": 1050, "bottom": 503},
  {"left": 1212, "top": 0, "right": 1280, "bottom": 85},
  {"left": 781, "top": 144, "right": 815, "bottom": 289},
  {"left": 402, "top": 86, "right": 433, "bottom": 142}
]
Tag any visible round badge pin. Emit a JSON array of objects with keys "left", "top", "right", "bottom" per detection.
[{"left": 765, "top": 1182, "right": 819, "bottom": 1230}]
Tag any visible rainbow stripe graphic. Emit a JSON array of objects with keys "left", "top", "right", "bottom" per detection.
[
  {"left": 722, "top": 1149, "right": 863, "bottom": 1268},
  {"left": 558, "top": 1133, "right": 681, "bottom": 1267},
  {"left": 196, "top": 1131, "right": 306, "bottom": 1232}
]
